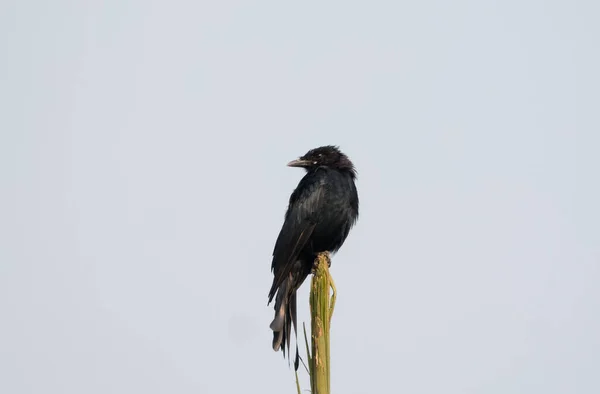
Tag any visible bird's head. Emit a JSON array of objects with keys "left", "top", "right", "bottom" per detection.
[{"left": 287, "top": 145, "right": 356, "bottom": 177}]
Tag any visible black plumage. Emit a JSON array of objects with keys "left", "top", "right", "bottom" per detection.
[{"left": 268, "top": 145, "right": 359, "bottom": 363}]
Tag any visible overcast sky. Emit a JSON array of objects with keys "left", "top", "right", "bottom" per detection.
[{"left": 1, "top": 1, "right": 599, "bottom": 393}]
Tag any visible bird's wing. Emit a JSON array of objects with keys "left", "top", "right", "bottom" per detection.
[{"left": 268, "top": 172, "right": 326, "bottom": 302}]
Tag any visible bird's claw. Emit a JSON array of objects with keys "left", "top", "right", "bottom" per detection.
[{"left": 311, "top": 252, "right": 331, "bottom": 273}]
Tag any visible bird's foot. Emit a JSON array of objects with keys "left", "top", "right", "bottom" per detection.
[
  {"left": 311, "top": 252, "right": 331, "bottom": 273},
  {"left": 324, "top": 251, "right": 331, "bottom": 268}
]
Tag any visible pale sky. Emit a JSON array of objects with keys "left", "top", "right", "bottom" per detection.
[{"left": 1, "top": 1, "right": 599, "bottom": 393}]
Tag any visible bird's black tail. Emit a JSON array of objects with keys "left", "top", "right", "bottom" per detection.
[
  {"left": 270, "top": 275, "right": 296, "bottom": 356},
  {"left": 269, "top": 263, "right": 311, "bottom": 368}
]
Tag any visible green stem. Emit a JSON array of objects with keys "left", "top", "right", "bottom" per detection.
[
  {"left": 309, "top": 252, "right": 335, "bottom": 394},
  {"left": 295, "top": 369, "right": 302, "bottom": 394}
]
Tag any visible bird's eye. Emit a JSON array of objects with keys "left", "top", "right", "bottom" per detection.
[{"left": 318, "top": 153, "right": 323, "bottom": 158}]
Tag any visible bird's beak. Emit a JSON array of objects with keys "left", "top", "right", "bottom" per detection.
[{"left": 287, "top": 159, "right": 311, "bottom": 168}]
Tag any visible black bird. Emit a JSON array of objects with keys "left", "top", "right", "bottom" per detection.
[{"left": 268, "top": 145, "right": 359, "bottom": 363}]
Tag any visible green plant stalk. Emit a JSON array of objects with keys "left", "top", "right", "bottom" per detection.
[
  {"left": 295, "top": 369, "right": 302, "bottom": 394},
  {"left": 309, "top": 252, "right": 336, "bottom": 394}
]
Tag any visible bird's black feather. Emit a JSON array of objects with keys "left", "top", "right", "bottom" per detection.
[{"left": 268, "top": 146, "right": 359, "bottom": 368}]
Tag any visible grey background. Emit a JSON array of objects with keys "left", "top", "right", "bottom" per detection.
[{"left": 1, "top": 1, "right": 599, "bottom": 393}]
